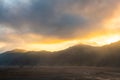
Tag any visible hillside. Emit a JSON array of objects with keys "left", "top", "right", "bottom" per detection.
[{"left": 0, "top": 42, "right": 120, "bottom": 67}]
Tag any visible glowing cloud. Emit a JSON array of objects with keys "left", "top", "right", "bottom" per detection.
[{"left": 0, "top": 0, "right": 120, "bottom": 52}]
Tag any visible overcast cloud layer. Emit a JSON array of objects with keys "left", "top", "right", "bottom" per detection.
[
  {"left": 0, "top": 0, "right": 120, "bottom": 52},
  {"left": 0, "top": 0, "right": 119, "bottom": 37}
]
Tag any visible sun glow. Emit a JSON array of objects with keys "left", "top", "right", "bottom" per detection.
[
  {"left": 84, "top": 35, "right": 120, "bottom": 46},
  {"left": 0, "top": 43, "right": 6, "bottom": 48},
  {"left": 21, "top": 40, "right": 80, "bottom": 52},
  {"left": 15, "top": 34, "right": 120, "bottom": 51}
]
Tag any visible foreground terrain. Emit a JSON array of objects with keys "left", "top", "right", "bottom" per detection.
[{"left": 0, "top": 66, "right": 120, "bottom": 80}]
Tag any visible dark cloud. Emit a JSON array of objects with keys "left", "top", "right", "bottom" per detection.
[{"left": 0, "top": 0, "right": 119, "bottom": 38}]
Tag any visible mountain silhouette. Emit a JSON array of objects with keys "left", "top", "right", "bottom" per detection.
[{"left": 0, "top": 41, "right": 120, "bottom": 67}]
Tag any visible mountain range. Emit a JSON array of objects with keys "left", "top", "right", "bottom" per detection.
[{"left": 0, "top": 41, "right": 120, "bottom": 67}]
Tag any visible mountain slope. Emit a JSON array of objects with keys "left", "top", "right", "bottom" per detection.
[{"left": 0, "top": 42, "right": 120, "bottom": 67}]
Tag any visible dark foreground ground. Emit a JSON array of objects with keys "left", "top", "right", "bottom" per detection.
[{"left": 0, "top": 66, "right": 120, "bottom": 80}]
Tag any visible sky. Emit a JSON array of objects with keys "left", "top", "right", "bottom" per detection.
[{"left": 0, "top": 0, "right": 120, "bottom": 52}]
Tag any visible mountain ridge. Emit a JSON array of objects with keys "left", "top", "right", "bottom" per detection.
[{"left": 0, "top": 41, "right": 120, "bottom": 67}]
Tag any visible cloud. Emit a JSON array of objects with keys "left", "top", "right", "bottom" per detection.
[{"left": 0, "top": 0, "right": 120, "bottom": 40}]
